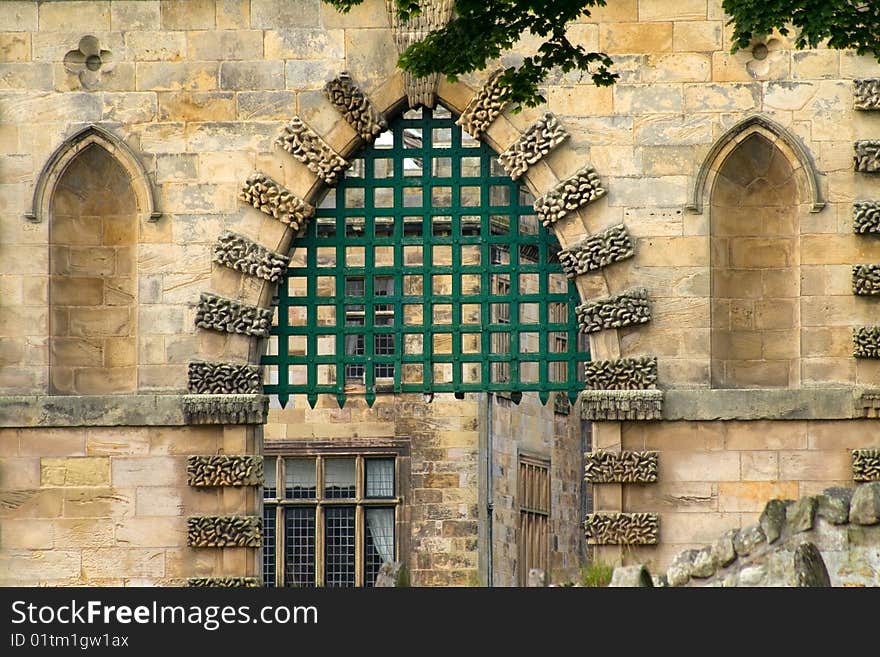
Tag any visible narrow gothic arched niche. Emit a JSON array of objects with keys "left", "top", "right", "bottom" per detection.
[
  {"left": 710, "top": 133, "right": 801, "bottom": 388},
  {"left": 49, "top": 143, "right": 137, "bottom": 394}
]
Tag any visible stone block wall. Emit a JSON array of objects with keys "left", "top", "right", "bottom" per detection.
[
  {"left": 0, "top": 417, "right": 259, "bottom": 585},
  {"left": 621, "top": 419, "right": 876, "bottom": 569},
  {"left": 3, "top": 0, "right": 880, "bottom": 583}
]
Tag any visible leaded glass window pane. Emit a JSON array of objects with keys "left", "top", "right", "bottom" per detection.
[
  {"left": 324, "top": 458, "right": 355, "bottom": 499},
  {"left": 365, "top": 458, "right": 395, "bottom": 498},
  {"left": 285, "top": 457, "right": 316, "bottom": 499}
]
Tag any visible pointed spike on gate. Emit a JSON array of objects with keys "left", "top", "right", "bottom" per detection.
[
  {"left": 336, "top": 393, "right": 346, "bottom": 408},
  {"left": 538, "top": 390, "right": 549, "bottom": 405},
  {"left": 365, "top": 392, "right": 376, "bottom": 408},
  {"left": 307, "top": 393, "right": 318, "bottom": 409}
]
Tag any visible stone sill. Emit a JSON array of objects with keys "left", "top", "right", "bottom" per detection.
[
  {"left": 0, "top": 394, "right": 267, "bottom": 428},
  {"left": 662, "top": 388, "right": 866, "bottom": 421}
]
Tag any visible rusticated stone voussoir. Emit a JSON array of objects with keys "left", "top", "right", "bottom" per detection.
[
  {"left": 853, "top": 327, "right": 880, "bottom": 358},
  {"left": 182, "top": 394, "right": 268, "bottom": 425},
  {"left": 855, "top": 141, "right": 880, "bottom": 173},
  {"left": 581, "top": 389, "right": 664, "bottom": 421},
  {"left": 855, "top": 79, "right": 880, "bottom": 111},
  {"left": 456, "top": 69, "right": 507, "bottom": 138},
  {"left": 585, "top": 513, "right": 659, "bottom": 545},
  {"left": 497, "top": 112, "right": 568, "bottom": 181},
  {"left": 853, "top": 449, "right": 880, "bottom": 482},
  {"left": 187, "top": 455, "right": 264, "bottom": 487},
  {"left": 239, "top": 172, "right": 314, "bottom": 231},
  {"left": 187, "top": 516, "right": 262, "bottom": 548},
  {"left": 853, "top": 264, "right": 880, "bottom": 295},
  {"left": 584, "top": 451, "right": 658, "bottom": 484},
  {"left": 188, "top": 361, "right": 262, "bottom": 394},
  {"left": 187, "top": 577, "right": 261, "bottom": 587},
  {"left": 213, "top": 231, "right": 289, "bottom": 283},
  {"left": 558, "top": 223, "right": 634, "bottom": 278},
  {"left": 534, "top": 165, "right": 605, "bottom": 227},
  {"left": 576, "top": 288, "right": 651, "bottom": 333},
  {"left": 195, "top": 293, "right": 273, "bottom": 337},
  {"left": 276, "top": 116, "right": 349, "bottom": 185},
  {"left": 324, "top": 71, "right": 388, "bottom": 142},
  {"left": 584, "top": 356, "right": 658, "bottom": 390},
  {"left": 853, "top": 201, "right": 880, "bottom": 234}
]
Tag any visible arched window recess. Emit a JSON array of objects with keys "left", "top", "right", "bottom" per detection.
[{"left": 26, "top": 124, "right": 160, "bottom": 224}]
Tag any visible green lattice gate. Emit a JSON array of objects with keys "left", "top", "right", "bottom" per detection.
[{"left": 262, "top": 106, "right": 589, "bottom": 408}]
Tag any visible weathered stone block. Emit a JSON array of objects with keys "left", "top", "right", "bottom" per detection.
[
  {"left": 609, "top": 564, "right": 654, "bottom": 587},
  {"left": 733, "top": 524, "right": 766, "bottom": 557},
  {"left": 786, "top": 496, "right": 818, "bottom": 533},
  {"left": 41, "top": 457, "right": 110, "bottom": 487},
  {"left": 849, "top": 482, "right": 880, "bottom": 525},
  {"left": 187, "top": 515, "right": 262, "bottom": 547},
  {"left": 666, "top": 548, "right": 697, "bottom": 586},
  {"left": 558, "top": 223, "right": 634, "bottom": 277},
  {"left": 220, "top": 61, "right": 283, "bottom": 90},
  {"left": 711, "top": 529, "right": 737, "bottom": 568},
  {"left": 759, "top": 498, "right": 788, "bottom": 543},
  {"left": 136, "top": 62, "right": 219, "bottom": 92},
  {"left": 187, "top": 30, "right": 263, "bottom": 61},
  {"left": 817, "top": 487, "right": 853, "bottom": 524}
]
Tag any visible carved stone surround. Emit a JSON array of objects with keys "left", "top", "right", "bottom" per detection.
[
  {"left": 575, "top": 288, "right": 652, "bottom": 334},
  {"left": 195, "top": 293, "right": 273, "bottom": 337},
  {"left": 187, "top": 516, "right": 263, "bottom": 548},
  {"left": 853, "top": 327, "right": 880, "bottom": 359},
  {"left": 558, "top": 223, "right": 634, "bottom": 277},
  {"left": 854, "top": 79, "right": 880, "bottom": 111},
  {"left": 854, "top": 140, "right": 880, "bottom": 173},
  {"left": 581, "top": 389, "right": 664, "bottom": 421},
  {"left": 583, "top": 356, "right": 658, "bottom": 390},
  {"left": 187, "top": 455, "right": 264, "bottom": 487},
  {"left": 584, "top": 451, "right": 659, "bottom": 484},
  {"left": 852, "top": 449, "right": 880, "bottom": 481},
  {"left": 497, "top": 112, "right": 568, "bottom": 181},
  {"left": 188, "top": 361, "right": 262, "bottom": 395},
  {"left": 276, "top": 117, "right": 349, "bottom": 185},
  {"left": 239, "top": 172, "right": 314, "bottom": 230},
  {"left": 584, "top": 512, "right": 659, "bottom": 545},
  {"left": 324, "top": 72, "right": 388, "bottom": 142},
  {"left": 213, "top": 231, "right": 289, "bottom": 283},
  {"left": 456, "top": 69, "right": 507, "bottom": 138},
  {"left": 854, "top": 201, "right": 880, "bottom": 234},
  {"left": 534, "top": 165, "right": 606, "bottom": 227},
  {"left": 182, "top": 394, "right": 268, "bottom": 425}
]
